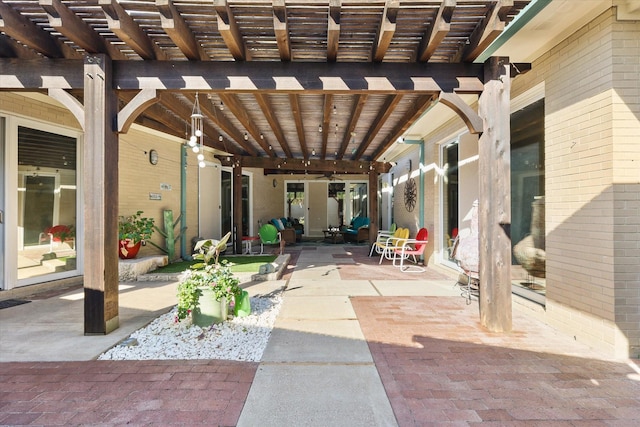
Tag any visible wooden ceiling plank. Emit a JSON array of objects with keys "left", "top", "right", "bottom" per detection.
[
  {"left": 183, "top": 92, "right": 250, "bottom": 156},
  {"left": 327, "top": 0, "right": 341, "bottom": 62},
  {"left": 157, "top": 0, "right": 207, "bottom": 61},
  {"left": 373, "top": 0, "right": 399, "bottom": 62},
  {"left": 353, "top": 94, "right": 403, "bottom": 160},
  {"left": 255, "top": 93, "right": 293, "bottom": 158},
  {"left": 99, "top": 0, "right": 165, "bottom": 60},
  {"left": 218, "top": 93, "right": 273, "bottom": 156},
  {"left": 463, "top": 0, "right": 514, "bottom": 62},
  {"left": 372, "top": 94, "right": 438, "bottom": 160},
  {"left": 273, "top": 0, "right": 291, "bottom": 61},
  {"left": 289, "top": 94, "right": 308, "bottom": 160},
  {"left": 214, "top": 0, "right": 248, "bottom": 61},
  {"left": 0, "top": 34, "right": 40, "bottom": 59},
  {"left": 417, "top": 0, "right": 455, "bottom": 62},
  {"left": 0, "top": 2, "right": 79, "bottom": 59},
  {"left": 337, "top": 94, "right": 368, "bottom": 159}
]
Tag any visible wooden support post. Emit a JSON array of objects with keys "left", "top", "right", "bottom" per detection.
[
  {"left": 233, "top": 164, "right": 243, "bottom": 255},
  {"left": 83, "top": 54, "right": 119, "bottom": 334},
  {"left": 368, "top": 171, "right": 379, "bottom": 245},
  {"left": 478, "top": 56, "right": 512, "bottom": 332}
]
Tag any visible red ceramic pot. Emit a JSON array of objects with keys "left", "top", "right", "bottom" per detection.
[{"left": 119, "top": 239, "right": 142, "bottom": 259}]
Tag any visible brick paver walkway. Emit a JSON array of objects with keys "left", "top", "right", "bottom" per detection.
[
  {"left": 0, "top": 360, "right": 256, "bottom": 426},
  {"left": 352, "top": 296, "right": 640, "bottom": 426}
]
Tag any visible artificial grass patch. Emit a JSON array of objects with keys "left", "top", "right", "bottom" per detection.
[{"left": 156, "top": 255, "right": 277, "bottom": 274}]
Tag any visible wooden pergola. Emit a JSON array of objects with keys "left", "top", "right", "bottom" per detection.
[{"left": 0, "top": 0, "right": 531, "bottom": 335}]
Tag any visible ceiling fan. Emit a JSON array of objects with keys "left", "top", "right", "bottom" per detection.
[{"left": 314, "top": 172, "right": 343, "bottom": 181}]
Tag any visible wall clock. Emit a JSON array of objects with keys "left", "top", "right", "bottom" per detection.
[
  {"left": 404, "top": 178, "right": 417, "bottom": 212},
  {"left": 149, "top": 149, "right": 158, "bottom": 165}
]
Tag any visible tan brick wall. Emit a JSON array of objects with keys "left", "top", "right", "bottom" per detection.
[
  {"left": 511, "top": 8, "right": 640, "bottom": 358},
  {"left": 0, "top": 93, "right": 81, "bottom": 130},
  {"left": 118, "top": 126, "right": 197, "bottom": 259}
]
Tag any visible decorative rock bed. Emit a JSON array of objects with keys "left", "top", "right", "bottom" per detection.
[{"left": 99, "top": 294, "right": 282, "bottom": 362}]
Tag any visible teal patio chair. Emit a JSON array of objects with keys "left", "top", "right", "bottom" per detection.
[{"left": 258, "top": 223, "right": 284, "bottom": 255}]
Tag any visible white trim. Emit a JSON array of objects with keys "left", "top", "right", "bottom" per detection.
[{"left": 511, "top": 81, "right": 545, "bottom": 113}]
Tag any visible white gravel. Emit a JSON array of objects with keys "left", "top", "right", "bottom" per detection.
[{"left": 98, "top": 295, "right": 282, "bottom": 362}]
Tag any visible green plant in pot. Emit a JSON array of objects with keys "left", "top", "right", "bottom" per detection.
[
  {"left": 176, "top": 236, "right": 240, "bottom": 327},
  {"left": 118, "top": 210, "right": 155, "bottom": 259}
]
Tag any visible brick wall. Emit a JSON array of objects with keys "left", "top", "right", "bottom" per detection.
[{"left": 511, "top": 7, "right": 640, "bottom": 358}]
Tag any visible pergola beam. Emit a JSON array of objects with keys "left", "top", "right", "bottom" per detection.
[
  {"left": 214, "top": 0, "right": 248, "bottom": 61},
  {"left": 327, "top": 0, "right": 341, "bottom": 62},
  {"left": 337, "top": 94, "right": 368, "bottom": 159},
  {"left": 0, "top": 2, "right": 80, "bottom": 59},
  {"left": 218, "top": 93, "right": 274, "bottom": 156},
  {"left": 228, "top": 156, "right": 390, "bottom": 174},
  {"left": 1, "top": 60, "right": 486, "bottom": 92},
  {"left": 157, "top": 0, "right": 208, "bottom": 61},
  {"left": 373, "top": 0, "right": 399, "bottom": 62},
  {"left": 99, "top": 0, "right": 166, "bottom": 60},
  {"left": 418, "top": 0, "right": 455, "bottom": 62},
  {"left": 463, "top": 0, "right": 514, "bottom": 62},
  {"left": 353, "top": 94, "right": 403, "bottom": 160},
  {"left": 289, "top": 94, "right": 309, "bottom": 160},
  {"left": 273, "top": 0, "right": 291, "bottom": 61},
  {"left": 255, "top": 93, "right": 293, "bottom": 157},
  {"left": 40, "top": 0, "right": 125, "bottom": 60}
]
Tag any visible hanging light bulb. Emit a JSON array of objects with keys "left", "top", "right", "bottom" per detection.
[
  {"left": 197, "top": 153, "right": 204, "bottom": 161},
  {"left": 244, "top": 132, "right": 249, "bottom": 140},
  {"left": 218, "top": 135, "right": 223, "bottom": 142},
  {"left": 311, "top": 148, "right": 316, "bottom": 156},
  {"left": 199, "top": 161, "right": 206, "bottom": 168},
  {"left": 219, "top": 101, "right": 224, "bottom": 110},
  {"left": 333, "top": 105, "right": 337, "bottom": 115},
  {"left": 192, "top": 145, "right": 200, "bottom": 153},
  {"left": 318, "top": 124, "right": 322, "bottom": 133}
]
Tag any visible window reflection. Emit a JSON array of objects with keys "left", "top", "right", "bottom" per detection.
[{"left": 17, "top": 127, "right": 77, "bottom": 280}]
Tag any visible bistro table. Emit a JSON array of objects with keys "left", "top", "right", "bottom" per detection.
[
  {"left": 241, "top": 236, "right": 260, "bottom": 254},
  {"left": 322, "top": 228, "right": 344, "bottom": 244}
]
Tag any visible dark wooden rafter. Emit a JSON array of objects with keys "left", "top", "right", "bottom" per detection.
[
  {"left": 289, "top": 94, "right": 308, "bottom": 161},
  {"left": 255, "top": 93, "right": 293, "bottom": 158},
  {"left": 231, "top": 155, "right": 390, "bottom": 174},
  {"left": 156, "top": 0, "right": 208, "bottom": 61},
  {"left": 463, "top": 0, "right": 514, "bottom": 62},
  {"left": 0, "top": 2, "right": 80, "bottom": 59},
  {"left": 214, "top": 0, "right": 248, "bottom": 61},
  {"left": 186, "top": 93, "right": 254, "bottom": 156},
  {"left": 337, "top": 94, "right": 368, "bottom": 159},
  {"left": 273, "top": 0, "right": 291, "bottom": 61},
  {"left": 99, "top": 0, "right": 167, "bottom": 61},
  {"left": 218, "top": 93, "right": 273, "bottom": 156},
  {"left": 418, "top": 0, "right": 456, "bottom": 62},
  {"left": 40, "top": 0, "right": 125, "bottom": 60},
  {"left": 373, "top": 0, "right": 399, "bottom": 62},
  {"left": 320, "top": 94, "right": 334, "bottom": 159},
  {"left": 327, "top": 0, "right": 341, "bottom": 62},
  {"left": 372, "top": 94, "right": 439, "bottom": 160},
  {"left": 352, "top": 94, "right": 403, "bottom": 160},
  {"left": 0, "top": 34, "right": 40, "bottom": 59}
]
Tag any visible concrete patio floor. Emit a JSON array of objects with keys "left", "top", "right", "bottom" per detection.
[{"left": 1, "top": 244, "right": 639, "bottom": 426}]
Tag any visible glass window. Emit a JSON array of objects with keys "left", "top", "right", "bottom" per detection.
[
  {"left": 17, "top": 126, "right": 77, "bottom": 280},
  {"left": 511, "top": 99, "right": 545, "bottom": 301},
  {"left": 442, "top": 141, "right": 459, "bottom": 263}
]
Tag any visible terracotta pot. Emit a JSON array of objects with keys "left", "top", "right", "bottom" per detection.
[{"left": 119, "top": 239, "right": 142, "bottom": 259}]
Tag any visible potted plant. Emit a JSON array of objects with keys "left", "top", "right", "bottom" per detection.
[
  {"left": 176, "top": 261, "right": 240, "bottom": 327},
  {"left": 118, "top": 210, "right": 155, "bottom": 259}
]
